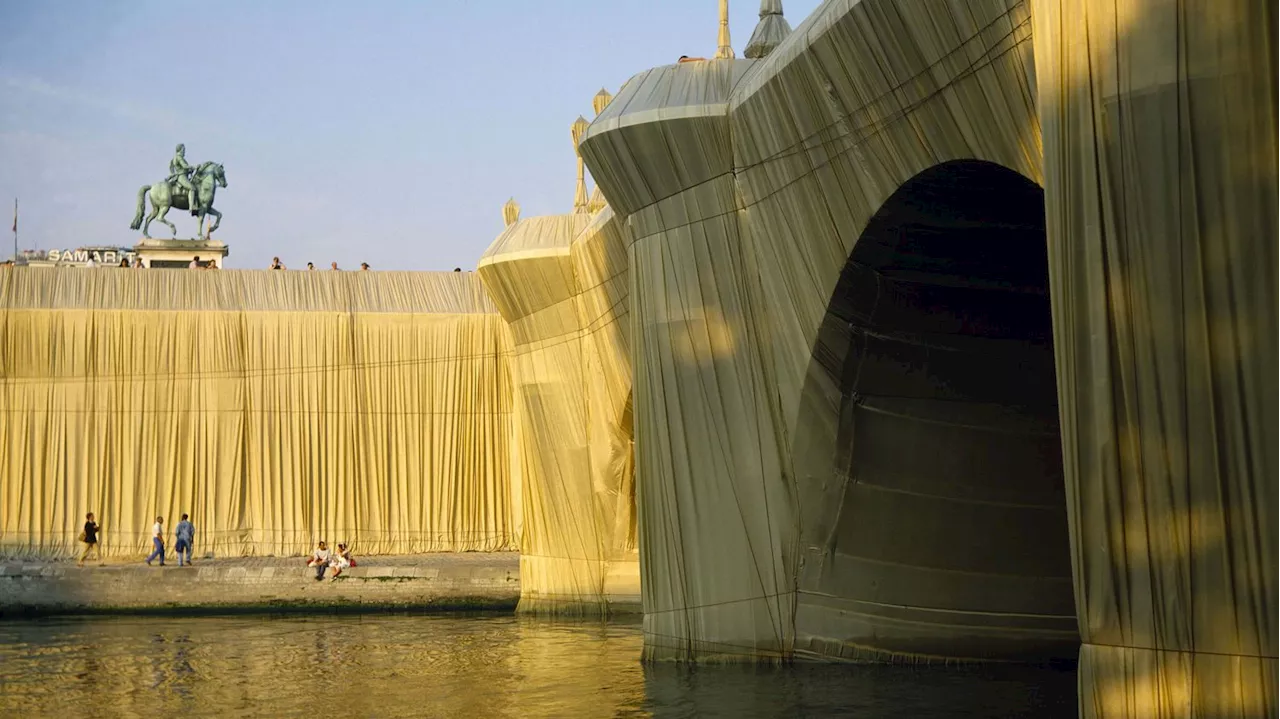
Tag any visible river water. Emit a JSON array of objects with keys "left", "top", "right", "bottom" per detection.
[{"left": 0, "top": 615, "right": 1076, "bottom": 718}]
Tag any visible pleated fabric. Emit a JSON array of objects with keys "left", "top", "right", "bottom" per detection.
[
  {"left": 477, "top": 208, "right": 639, "bottom": 614},
  {"left": 579, "top": 1, "right": 1275, "bottom": 706},
  {"left": 0, "top": 269, "right": 517, "bottom": 558},
  {"left": 582, "top": 0, "right": 1056, "bottom": 663},
  {"left": 1033, "top": 0, "right": 1277, "bottom": 715}
]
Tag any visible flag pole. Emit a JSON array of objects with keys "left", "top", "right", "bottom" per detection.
[{"left": 11, "top": 197, "right": 16, "bottom": 262}]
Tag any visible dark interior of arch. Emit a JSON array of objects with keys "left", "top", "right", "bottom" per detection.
[{"left": 791, "top": 160, "right": 1078, "bottom": 662}]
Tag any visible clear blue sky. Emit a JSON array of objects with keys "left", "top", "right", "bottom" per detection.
[{"left": 0, "top": 0, "right": 820, "bottom": 270}]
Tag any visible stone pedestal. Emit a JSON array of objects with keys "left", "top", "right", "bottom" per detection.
[{"left": 134, "top": 237, "right": 229, "bottom": 269}]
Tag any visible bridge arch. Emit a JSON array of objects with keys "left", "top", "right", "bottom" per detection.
[{"left": 790, "top": 159, "right": 1078, "bottom": 661}]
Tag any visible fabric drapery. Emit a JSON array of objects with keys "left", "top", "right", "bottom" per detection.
[
  {"left": 0, "top": 269, "right": 517, "bottom": 558},
  {"left": 478, "top": 207, "right": 639, "bottom": 614},
  {"left": 1033, "top": 0, "right": 1277, "bottom": 715},
  {"left": 580, "top": 3, "right": 1275, "bottom": 709},
  {"left": 581, "top": 0, "right": 1055, "bottom": 663}
]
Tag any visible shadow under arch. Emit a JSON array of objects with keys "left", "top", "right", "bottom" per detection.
[{"left": 789, "top": 159, "right": 1078, "bottom": 662}]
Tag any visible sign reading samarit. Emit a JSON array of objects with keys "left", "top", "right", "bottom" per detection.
[{"left": 47, "top": 248, "right": 138, "bottom": 266}]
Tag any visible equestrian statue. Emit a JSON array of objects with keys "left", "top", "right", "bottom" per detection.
[{"left": 129, "top": 143, "right": 229, "bottom": 239}]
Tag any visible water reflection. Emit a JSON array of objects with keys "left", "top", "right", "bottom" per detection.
[{"left": 0, "top": 615, "right": 1075, "bottom": 718}]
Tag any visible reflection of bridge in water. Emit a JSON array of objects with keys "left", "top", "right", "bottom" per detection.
[{"left": 0, "top": 2, "right": 1272, "bottom": 718}]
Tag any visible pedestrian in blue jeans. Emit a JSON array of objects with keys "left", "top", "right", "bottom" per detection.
[
  {"left": 145, "top": 515, "right": 166, "bottom": 566},
  {"left": 175, "top": 513, "right": 195, "bottom": 566}
]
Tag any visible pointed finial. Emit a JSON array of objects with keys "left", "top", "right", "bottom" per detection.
[
  {"left": 714, "top": 0, "right": 735, "bottom": 59},
  {"left": 745, "top": 0, "right": 790, "bottom": 59},
  {"left": 592, "top": 88, "right": 614, "bottom": 116},
  {"left": 502, "top": 197, "right": 520, "bottom": 227},
  {"left": 571, "top": 115, "right": 590, "bottom": 150}
]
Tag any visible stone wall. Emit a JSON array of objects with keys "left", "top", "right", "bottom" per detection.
[{"left": 0, "top": 554, "right": 519, "bottom": 617}]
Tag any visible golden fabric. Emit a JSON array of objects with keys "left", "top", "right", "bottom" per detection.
[
  {"left": 1033, "top": 0, "right": 1277, "bottom": 715},
  {"left": 478, "top": 208, "right": 639, "bottom": 614},
  {"left": 580, "top": 2, "right": 1275, "bottom": 708},
  {"left": 583, "top": 1, "right": 1060, "bottom": 663},
  {"left": 0, "top": 269, "right": 517, "bottom": 558}
]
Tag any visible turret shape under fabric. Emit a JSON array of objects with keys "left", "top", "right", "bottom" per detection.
[{"left": 744, "top": 0, "right": 790, "bottom": 59}]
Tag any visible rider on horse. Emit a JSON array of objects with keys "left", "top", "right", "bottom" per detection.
[{"left": 167, "top": 143, "right": 200, "bottom": 215}]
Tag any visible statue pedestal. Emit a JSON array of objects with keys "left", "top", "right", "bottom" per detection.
[{"left": 134, "top": 237, "right": 229, "bottom": 269}]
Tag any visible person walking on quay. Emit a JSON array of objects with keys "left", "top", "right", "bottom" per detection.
[
  {"left": 78, "top": 512, "right": 101, "bottom": 567},
  {"left": 175, "top": 513, "right": 196, "bottom": 567},
  {"left": 145, "top": 516, "right": 166, "bottom": 566}
]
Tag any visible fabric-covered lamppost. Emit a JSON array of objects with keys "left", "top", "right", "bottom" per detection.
[
  {"left": 586, "top": 89, "right": 614, "bottom": 214},
  {"left": 592, "top": 88, "right": 613, "bottom": 116},
  {"left": 571, "top": 116, "right": 590, "bottom": 214},
  {"left": 744, "top": 0, "right": 790, "bottom": 59},
  {"left": 502, "top": 197, "right": 520, "bottom": 227}
]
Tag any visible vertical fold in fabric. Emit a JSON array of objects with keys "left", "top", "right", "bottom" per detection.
[
  {"left": 1032, "top": 0, "right": 1277, "bottom": 715},
  {"left": 0, "top": 270, "right": 517, "bottom": 558}
]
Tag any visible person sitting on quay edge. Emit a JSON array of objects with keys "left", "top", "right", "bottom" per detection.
[
  {"left": 306, "top": 262, "right": 315, "bottom": 271},
  {"left": 360, "top": 262, "right": 370, "bottom": 271},
  {"left": 78, "top": 512, "right": 101, "bottom": 567},
  {"left": 269, "top": 256, "right": 285, "bottom": 270},
  {"left": 145, "top": 515, "right": 166, "bottom": 566},
  {"left": 174, "top": 513, "right": 196, "bottom": 567},
  {"left": 307, "top": 541, "right": 331, "bottom": 581},
  {"left": 188, "top": 256, "right": 202, "bottom": 269},
  {"left": 328, "top": 543, "right": 356, "bottom": 580},
  {"left": 118, "top": 258, "right": 129, "bottom": 268},
  {"left": 330, "top": 261, "right": 340, "bottom": 271},
  {"left": 132, "top": 258, "right": 144, "bottom": 269}
]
